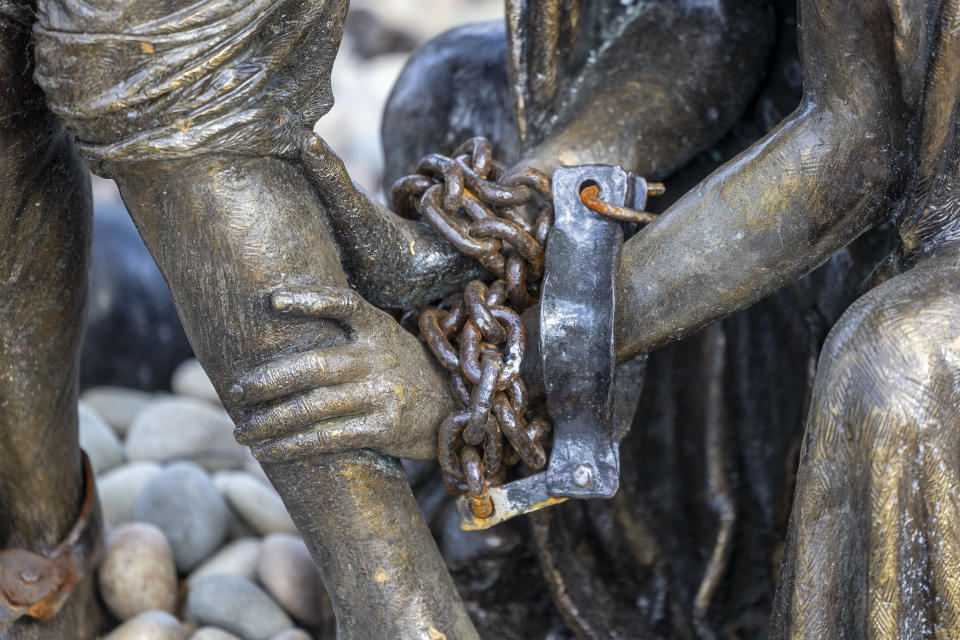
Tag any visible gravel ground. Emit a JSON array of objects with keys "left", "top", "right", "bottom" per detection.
[{"left": 84, "top": 359, "right": 331, "bottom": 640}]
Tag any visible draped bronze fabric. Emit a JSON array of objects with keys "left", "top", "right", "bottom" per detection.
[{"left": 32, "top": 0, "right": 345, "bottom": 172}]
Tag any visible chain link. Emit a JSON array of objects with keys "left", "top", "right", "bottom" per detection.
[
  {"left": 392, "top": 137, "right": 553, "bottom": 516},
  {"left": 393, "top": 137, "right": 660, "bottom": 517}
]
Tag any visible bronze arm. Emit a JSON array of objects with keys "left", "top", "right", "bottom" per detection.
[
  {"left": 317, "top": 0, "right": 777, "bottom": 311},
  {"left": 511, "top": 0, "right": 776, "bottom": 178},
  {"left": 614, "top": 0, "right": 910, "bottom": 360},
  {"left": 300, "top": 137, "right": 486, "bottom": 309}
]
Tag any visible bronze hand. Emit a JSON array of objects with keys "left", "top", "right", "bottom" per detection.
[{"left": 230, "top": 285, "right": 457, "bottom": 462}]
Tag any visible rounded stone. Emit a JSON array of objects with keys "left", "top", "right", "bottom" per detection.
[
  {"left": 81, "top": 386, "right": 161, "bottom": 437},
  {"left": 269, "top": 630, "right": 312, "bottom": 640},
  {"left": 134, "top": 461, "right": 229, "bottom": 571},
  {"left": 103, "top": 610, "right": 186, "bottom": 640},
  {"left": 126, "top": 397, "right": 247, "bottom": 471},
  {"left": 79, "top": 401, "right": 125, "bottom": 475},
  {"left": 172, "top": 358, "right": 222, "bottom": 405},
  {"left": 185, "top": 575, "right": 293, "bottom": 640},
  {"left": 213, "top": 471, "right": 296, "bottom": 536},
  {"left": 190, "top": 628, "right": 242, "bottom": 640},
  {"left": 99, "top": 523, "right": 177, "bottom": 620},
  {"left": 98, "top": 461, "right": 162, "bottom": 527},
  {"left": 256, "top": 534, "right": 328, "bottom": 626},
  {"left": 188, "top": 537, "right": 261, "bottom": 584}
]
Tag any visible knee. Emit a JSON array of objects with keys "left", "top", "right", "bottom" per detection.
[{"left": 811, "top": 283, "right": 959, "bottom": 445}]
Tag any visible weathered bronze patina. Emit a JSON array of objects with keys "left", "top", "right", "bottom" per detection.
[{"left": 2, "top": 0, "right": 960, "bottom": 638}]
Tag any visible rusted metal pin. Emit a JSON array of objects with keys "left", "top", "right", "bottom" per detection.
[{"left": 579, "top": 183, "right": 660, "bottom": 225}]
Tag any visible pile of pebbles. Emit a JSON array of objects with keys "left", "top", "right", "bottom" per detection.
[{"left": 80, "top": 359, "right": 333, "bottom": 640}]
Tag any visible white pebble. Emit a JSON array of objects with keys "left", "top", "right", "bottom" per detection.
[
  {"left": 98, "top": 523, "right": 177, "bottom": 620},
  {"left": 133, "top": 461, "right": 229, "bottom": 572},
  {"left": 185, "top": 575, "right": 293, "bottom": 640},
  {"left": 188, "top": 537, "right": 262, "bottom": 584},
  {"left": 126, "top": 397, "right": 246, "bottom": 471},
  {"left": 190, "top": 628, "right": 242, "bottom": 640},
  {"left": 103, "top": 610, "right": 186, "bottom": 640},
  {"left": 257, "top": 534, "right": 329, "bottom": 627},
  {"left": 97, "top": 461, "right": 162, "bottom": 526},
  {"left": 172, "top": 358, "right": 222, "bottom": 404},
  {"left": 214, "top": 471, "right": 296, "bottom": 536},
  {"left": 81, "top": 386, "right": 161, "bottom": 437},
  {"left": 79, "top": 401, "right": 124, "bottom": 474},
  {"left": 270, "top": 630, "right": 312, "bottom": 640}
]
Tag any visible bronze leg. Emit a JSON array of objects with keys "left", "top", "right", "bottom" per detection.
[
  {"left": 113, "top": 154, "right": 479, "bottom": 640},
  {"left": 0, "top": 6, "right": 97, "bottom": 639},
  {"left": 771, "top": 244, "right": 960, "bottom": 639}
]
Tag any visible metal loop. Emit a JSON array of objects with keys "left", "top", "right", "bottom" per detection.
[
  {"left": 451, "top": 137, "right": 493, "bottom": 179},
  {"left": 489, "top": 306, "right": 525, "bottom": 387},
  {"left": 487, "top": 280, "right": 507, "bottom": 306},
  {"left": 493, "top": 394, "right": 546, "bottom": 469},
  {"left": 465, "top": 349, "right": 501, "bottom": 445},
  {"left": 499, "top": 166, "right": 553, "bottom": 204},
  {"left": 389, "top": 174, "right": 434, "bottom": 217},
  {"left": 460, "top": 446, "right": 486, "bottom": 498},
  {"left": 483, "top": 416, "right": 503, "bottom": 478},
  {"left": 439, "top": 295, "right": 467, "bottom": 337},
  {"left": 458, "top": 319, "right": 484, "bottom": 385},
  {"left": 0, "top": 453, "right": 101, "bottom": 628},
  {"left": 506, "top": 378, "right": 528, "bottom": 419},
  {"left": 464, "top": 281, "right": 506, "bottom": 344},
  {"left": 580, "top": 184, "right": 659, "bottom": 225},
  {"left": 534, "top": 208, "right": 553, "bottom": 246},
  {"left": 420, "top": 185, "right": 501, "bottom": 259},
  {"left": 438, "top": 411, "right": 470, "bottom": 481},
  {"left": 456, "top": 156, "right": 532, "bottom": 207},
  {"left": 505, "top": 256, "right": 530, "bottom": 310},
  {"left": 497, "top": 205, "right": 536, "bottom": 235},
  {"left": 419, "top": 309, "right": 461, "bottom": 374},
  {"left": 526, "top": 415, "right": 550, "bottom": 444},
  {"left": 450, "top": 374, "right": 471, "bottom": 407},
  {"left": 416, "top": 154, "right": 464, "bottom": 213},
  {"left": 470, "top": 218, "right": 544, "bottom": 269},
  {"left": 460, "top": 189, "right": 498, "bottom": 222}
]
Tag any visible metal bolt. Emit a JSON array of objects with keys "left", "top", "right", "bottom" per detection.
[
  {"left": 572, "top": 464, "right": 594, "bottom": 488},
  {"left": 469, "top": 494, "right": 494, "bottom": 519}
]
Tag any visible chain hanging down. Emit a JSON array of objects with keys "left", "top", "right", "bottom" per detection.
[{"left": 391, "top": 137, "right": 660, "bottom": 517}]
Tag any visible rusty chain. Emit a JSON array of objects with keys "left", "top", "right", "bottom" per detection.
[{"left": 392, "top": 137, "right": 659, "bottom": 517}]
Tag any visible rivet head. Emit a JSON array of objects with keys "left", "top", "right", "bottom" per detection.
[{"left": 572, "top": 464, "right": 594, "bottom": 488}]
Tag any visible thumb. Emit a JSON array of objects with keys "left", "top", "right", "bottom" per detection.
[{"left": 298, "top": 132, "right": 365, "bottom": 206}]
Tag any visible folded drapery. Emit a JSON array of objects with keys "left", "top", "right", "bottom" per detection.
[{"left": 33, "top": 0, "right": 345, "bottom": 172}]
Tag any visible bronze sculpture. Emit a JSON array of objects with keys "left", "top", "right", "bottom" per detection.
[{"left": 1, "top": 0, "right": 959, "bottom": 639}]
